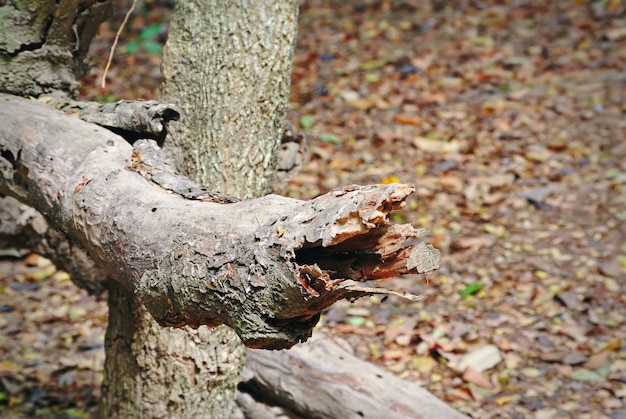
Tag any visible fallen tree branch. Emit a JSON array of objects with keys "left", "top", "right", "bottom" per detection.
[
  {"left": 0, "top": 94, "right": 439, "bottom": 349},
  {"left": 241, "top": 333, "right": 469, "bottom": 419},
  {"left": 0, "top": 196, "right": 107, "bottom": 296}
]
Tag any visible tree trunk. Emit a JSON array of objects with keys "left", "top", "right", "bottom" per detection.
[
  {"left": 101, "top": 281, "right": 246, "bottom": 418},
  {"left": 160, "top": 0, "right": 298, "bottom": 198},
  {"left": 0, "top": 0, "right": 111, "bottom": 97},
  {"left": 101, "top": 1, "right": 300, "bottom": 417}
]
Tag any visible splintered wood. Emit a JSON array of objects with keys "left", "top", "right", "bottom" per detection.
[{"left": 0, "top": 94, "right": 439, "bottom": 349}]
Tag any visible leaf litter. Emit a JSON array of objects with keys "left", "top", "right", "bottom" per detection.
[{"left": 2, "top": 0, "right": 626, "bottom": 417}]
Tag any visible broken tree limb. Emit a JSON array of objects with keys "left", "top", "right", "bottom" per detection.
[
  {"left": 240, "top": 333, "right": 469, "bottom": 419},
  {"left": 0, "top": 197, "right": 465, "bottom": 419},
  {"left": 49, "top": 98, "right": 181, "bottom": 142},
  {"left": 0, "top": 94, "right": 439, "bottom": 349}
]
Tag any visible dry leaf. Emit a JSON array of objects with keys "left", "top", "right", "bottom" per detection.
[
  {"left": 456, "top": 345, "right": 502, "bottom": 373},
  {"left": 462, "top": 366, "right": 493, "bottom": 389}
]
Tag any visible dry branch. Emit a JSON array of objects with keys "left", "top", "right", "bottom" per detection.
[
  {"left": 0, "top": 94, "right": 439, "bottom": 349},
  {"left": 241, "top": 333, "right": 469, "bottom": 419},
  {"left": 0, "top": 196, "right": 107, "bottom": 295}
]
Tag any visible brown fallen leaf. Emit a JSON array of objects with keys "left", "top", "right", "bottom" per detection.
[
  {"left": 381, "top": 348, "right": 411, "bottom": 361},
  {"left": 555, "top": 290, "right": 580, "bottom": 310},
  {"left": 583, "top": 340, "right": 621, "bottom": 370},
  {"left": 393, "top": 115, "right": 423, "bottom": 125},
  {"left": 383, "top": 326, "right": 414, "bottom": 345},
  {"left": 562, "top": 351, "right": 589, "bottom": 365},
  {"left": 539, "top": 350, "right": 588, "bottom": 365},
  {"left": 462, "top": 366, "right": 493, "bottom": 389},
  {"left": 450, "top": 235, "right": 497, "bottom": 252},
  {"left": 445, "top": 386, "right": 475, "bottom": 402},
  {"left": 597, "top": 257, "right": 622, "bottom": 278},
  {"left": 583, "top": 349, "right": 611, "bottom": 370}
]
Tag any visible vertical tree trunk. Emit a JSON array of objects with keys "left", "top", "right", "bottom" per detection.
[
  {"left": 100, "top": 282, "right": 246, "bottom": 418},
  {"left": 100, "top": 1, "right": 299, "bottom": 417},
  {"left": 161, "top": 0, "right": 299, "bottom": 198}
]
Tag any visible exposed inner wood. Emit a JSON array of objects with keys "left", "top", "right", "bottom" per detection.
[{"left": 0, "top": 94, "right": 439, "bottom": 349}]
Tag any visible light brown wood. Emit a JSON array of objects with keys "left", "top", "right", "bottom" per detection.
[
  {"left": 242, "top": 333, "right": 469, "bottom": 419},
  {"left": 0, "top": 93, "right": 439, "bottom": 350}
]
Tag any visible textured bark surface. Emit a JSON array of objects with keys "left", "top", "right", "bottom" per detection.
[
  {"left": 0, "top": 0, "right": 111, "bottom": 97},
  {"left": 100, "top": 281, "right": 246, "bottom": 419},
  {"left": 0, "top": 196, "right": 106, "bottom": 295},
  {"left": 52, "top": 99, "right": 181, "bottom": 142},
  {"left": 160, "top": 0, "right": 299, "bottom": 198},
  {"left": 146, "top": 1, "right": 301, "bottom": 416},
  {"left": 241, "top": 334, "right": 470, "bottom": 419},
  {"left": 0, "top": 192, "right": 462, "bottom": 419},
  {"left": 0, "top": 93, "right": 439, "bottom": 349}
]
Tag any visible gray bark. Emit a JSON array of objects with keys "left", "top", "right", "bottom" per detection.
[
  {"left": 0, "top": 196, "right": 106, "bottom": 295},
  {"left": 51, "top": 98, "right": 180, "bottom": 141},
  {"left": 0, "top": 191, "right": 461, "bottom": 419},
  {"left": 0, "top": 0, "right": 111, "bottom": 97},
  {"left": 160, "top": 0, "right": 299, "bottom": 198},
  {"left": 242, "top": 334, "right": 470, "bottom": 419},
  {"left": 0, "top": 93, "right": 437, "bottom": 347}
]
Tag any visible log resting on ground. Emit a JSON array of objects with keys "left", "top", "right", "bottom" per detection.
[
  {"left": 0, "top": 94, "right": 439, "bottom": 349},
  {"left": 241, "top": 333, "right": 469, "bottom": 419}
]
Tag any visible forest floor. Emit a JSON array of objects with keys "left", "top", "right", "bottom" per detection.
[{"left": 1, "top": 1, "right": 625, "bottom": 418}]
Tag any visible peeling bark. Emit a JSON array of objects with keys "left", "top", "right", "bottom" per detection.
[
  {"left": 0, "top": 93, "right": 439, "bottom": 350},
  {"left": 0, "top": 193, "right": 462, "bottom": 418},
  {"left": 0, "top": 171, "right": 459, "bottom": 419}
]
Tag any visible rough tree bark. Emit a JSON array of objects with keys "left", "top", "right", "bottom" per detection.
[
  {"left": 0, "top": 202, "right": 463, "bottom": 419},
  {"left": 160, "top": 1, "right": 297, "bottom": 198},
  {"left": 0, "top": 0, "right": 111, "bottom": 97},
  {"left": 0, "top": 92, "right": 439, "bottom": 401},
  {"left": 101, "top": 1, "right": 301, "bottom": 416}
]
